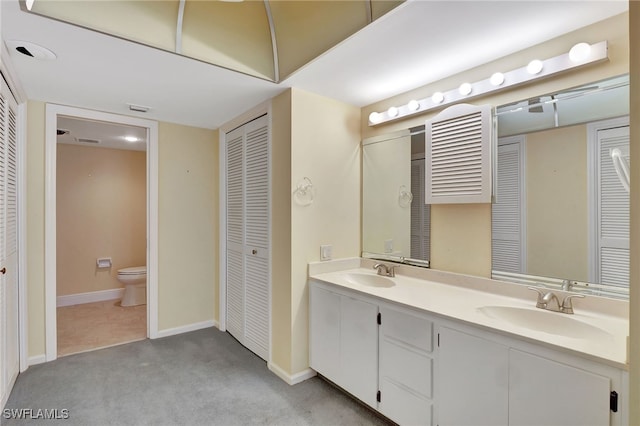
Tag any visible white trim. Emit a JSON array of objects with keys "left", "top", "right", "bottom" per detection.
[
  {"left": 155, "top": 320, "right": 217, "bottom": 339},
  {"left": 267, "top": 104, "right": 273, "bottom": 366},
  {"left": 17, "top": 102, "right": 28, "bottom": 372},
  {"left": 45, "top": 104, "right": 159, "bottom": 363},
  {"left": 56, "top": 289, "right": 124, "bottom": 307},
  {"left": 587, "top": 116, "right": 630, "bottom": 282},
  {"left": 175, "top": 0, "right": 186, "bottom": 54},
  {"left": 268, "top": 363, "right": 317, "bottom": 385},
  {"left": 28, "top": 355, "right": 46, "bottom": 366}
]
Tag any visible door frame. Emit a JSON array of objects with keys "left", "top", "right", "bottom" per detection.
[{"left": 44, "top": 104, "right": 159, "bottom": 361}]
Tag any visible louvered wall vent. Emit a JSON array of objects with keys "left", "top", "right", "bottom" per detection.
[
  {"left": 77, "top": 138, "right": 100, "bottom": 144},
  {"left": 426, "top": 103, "right": 492, "bottom": 204}
]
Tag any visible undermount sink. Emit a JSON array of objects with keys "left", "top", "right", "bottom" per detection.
[
  {"left": 343, "top": 272, "right": 395, "bottom": 288},
  {"left": 477, "top": 305, "right": 611, "bottom": 340}
]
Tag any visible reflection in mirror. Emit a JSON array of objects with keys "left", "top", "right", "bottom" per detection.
[
  {"left": 362, "top": 126, "right": 430, "bottom": 267},
  {"left": 492, "top": 75, "right": 629, "bottom": 299}
]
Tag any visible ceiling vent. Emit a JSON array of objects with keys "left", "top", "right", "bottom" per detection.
[
  {"left": 77, "top": 138, "right": 101, "bottom": 144},
  {"left": 5, "top": 40, "right": 56, "bottom": 60},
  {"left": 128, "top": 104, "right": 150, "bottom": 113}
]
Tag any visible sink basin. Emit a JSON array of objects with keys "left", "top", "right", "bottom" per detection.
[
  {"left": 477, "top": 305, "right": 611, "bottom": 339},
  {"left": 343, "top": 272, "right": 395, "bottom": 288}
]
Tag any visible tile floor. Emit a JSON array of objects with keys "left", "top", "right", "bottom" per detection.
[{"left": 57, "top": 299, "right": 147, "bottom": 357}]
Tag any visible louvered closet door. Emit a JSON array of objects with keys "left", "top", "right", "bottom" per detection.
[
  {"left": 596, "top": 126, "right": 629, "bottom": 288},
  {"left": 492, "top": 137, "right": 525, "bottom": 273},
  {"left": 410, "top": 158, "right": 430, "bottom": 261},
  {"left": 225, "top": 115, "right": 269, "bottom": 361},
  {"left": 0, "top": 77, "right": 19, "bottom": 406}
]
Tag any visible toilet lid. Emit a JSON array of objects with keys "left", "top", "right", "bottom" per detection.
[{"left": 118, "top": 266, "right": 146, "bottom": 275}]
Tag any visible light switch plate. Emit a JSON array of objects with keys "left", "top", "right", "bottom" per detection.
[
  {"left": 384, "top": 239, "right": 393, "bottom": 253},
  {"left": 320, "top": 245, "right": 332, "bottom": 261}
]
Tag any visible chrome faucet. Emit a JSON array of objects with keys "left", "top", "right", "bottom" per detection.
[
  {"left": 373, "top": 263, "right": 396, "bottom": 277},
  {"left": 527, "top": 287, "right": 585, "bottom": 314},
  {"left": 561, "top": 279, "right": 575, "bottom": 291}
]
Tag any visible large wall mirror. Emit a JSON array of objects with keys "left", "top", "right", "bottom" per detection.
[
  {"left": 361, "top": 74, "right": 629, "bottom": 299},
  {"left": 493, "top": 74, "right": 629, "bottom": 299}
]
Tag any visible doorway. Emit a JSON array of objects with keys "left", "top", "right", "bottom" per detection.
[{"left": 45, "top": 105, "right": 159, "bottom": 361}]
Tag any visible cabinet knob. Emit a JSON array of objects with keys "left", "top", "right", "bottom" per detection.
[
  {"left": 252, "top": 249, "right": 258, "bottom": 255},
  {"left": 1, "top": 267, "right": 6, "bottom": 275}
]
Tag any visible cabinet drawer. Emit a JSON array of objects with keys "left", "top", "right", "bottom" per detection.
[
  {"left": 379, "top": 379, "right": 432, "bottom": 426},
  {"left": 380, "top": 338, "right": 432, "bottom": 398},
  {"left": 380, "top": 306, "right": 433, "bottom": 353}
]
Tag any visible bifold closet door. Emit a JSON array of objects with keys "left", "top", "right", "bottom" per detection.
[
  {"left": 225, "top": 115, "right": 269, "bottom": 361},
  {"left": 0, "top": 76, "right": 19, "bottom": 406}
]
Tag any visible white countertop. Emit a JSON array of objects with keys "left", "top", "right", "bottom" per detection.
[{"left": 309, "top": 259, "right": 629, "bottom": 369}]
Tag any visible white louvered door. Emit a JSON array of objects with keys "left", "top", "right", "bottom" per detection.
[
  {"left": 426, "top": 104, "right": 492, "bottom": 204},
  {"left": 492, "top": 136, "right": 525, "bottom": 273},
  {"left": 595, "top": 126, "right": 629, "bottom": 288},
  {"left": 0, "top": 76, "right": 19, "bottom": 407},
  {"left": 410, "top": 158, "right": 430, "bottom": 261},
  {"left": 225, "top": 115, "right": 270, "bottom": 361}
]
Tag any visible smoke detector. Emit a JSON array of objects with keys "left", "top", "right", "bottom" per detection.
[{"left": 5, "top": 40, "right": 56, "bottom": 60}]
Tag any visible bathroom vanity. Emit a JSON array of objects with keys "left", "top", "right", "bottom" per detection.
[{"left": 308, "top": 258, "right": 628, "bottom": 426}]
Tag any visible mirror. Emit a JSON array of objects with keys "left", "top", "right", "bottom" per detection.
[
  {"left": 362, "top": 127, "right": 430, "bottom": 267},
  {"left": 492, "top": 74, "right": 629, "bottom": 299}
]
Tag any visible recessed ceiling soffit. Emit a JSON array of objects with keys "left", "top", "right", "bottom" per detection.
[{"left": 23, "top": 0, "right": 404, "bottom": 82}]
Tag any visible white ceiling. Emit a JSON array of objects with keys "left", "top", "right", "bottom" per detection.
[
  {"left": 1, "top": 0, "right": 629, "bottom": 130},
  {"left": 57, "top": 116, "right": 147, "bottom": 151}
]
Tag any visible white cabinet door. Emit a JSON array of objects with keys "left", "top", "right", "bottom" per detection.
[
  {"left": 509, "top": 349, "right": 611, "bottom": 426},
  {"left": 340, "top": 295, "right": 378, "bottom": 408},
  {"left": 378, "top": 306, "right": 433, "bottom": 426},
  {"left": 436, "top": 327, "right": 509, "bottom": 426},
  {"left": 309, "top": 285, "right": 341, "bottom": 380}
]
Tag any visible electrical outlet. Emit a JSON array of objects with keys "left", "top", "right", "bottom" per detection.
[
  {"left": 384, "top": 239, "right": 393, "bottom": 253},
  {"left": 320, "top": 245, "right": 332, "bottom": 261}
]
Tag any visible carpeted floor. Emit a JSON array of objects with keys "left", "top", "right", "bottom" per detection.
[{"left": 4, "top": 328, "right": 392, "bottom": 425}]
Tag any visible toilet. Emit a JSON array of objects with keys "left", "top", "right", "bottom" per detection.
[{"left": 117, "top": 266, "right": 147, "bottom": 307}]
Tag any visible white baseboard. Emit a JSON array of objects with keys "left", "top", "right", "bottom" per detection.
[
  {"left": 57, "top": 288, "right": 124, "bottom": 307},
  {"left": 268, "top": 362, "right": 317, "bottom": 385},
  {"left": 28, "top": 354, "right": 47, "bottom": 366},
  {"left": 154, "top": 319, "right": 217, "bottom": 339}
]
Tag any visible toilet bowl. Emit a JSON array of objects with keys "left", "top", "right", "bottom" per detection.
[{"left": 117, "top": 266, "right": 147, "bottom": 307}]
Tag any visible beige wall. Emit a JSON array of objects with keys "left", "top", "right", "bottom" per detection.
[
  {"left": 157, "top": 122, "right": 218, "bottom": 330},
  {"left": 56, "top": 144, "right": 146, "bottom": 296},
  {"left": 628, "top": 4, "right": 639, "bottom": 424},
  {"left": 289, "top": 88, "right": 361, "bottom": 374},
  {"left": 526, "top": 125, "right": 588, "bottom": 281},
  {"left": 362, "top": 134, "right": 411, "bottom": 256},
  {"left": 271, "top": 90, "right": 293, "bottom": 372},
  {"left": 362, "top": 13, "right": 629, "bottom": 278},
  {"left": 26, "top": 102, "right": 218, "bottom": 357}
]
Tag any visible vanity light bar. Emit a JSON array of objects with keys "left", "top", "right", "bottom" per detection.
[{"left": 368, "top": 41, "right": 608, "bottom": 126}]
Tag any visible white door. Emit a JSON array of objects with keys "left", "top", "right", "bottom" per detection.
[
  {"left": 436, "top": 327, "right": 509, "bottom": 426},
  {"left": 593, "top": 126, "right": 629, "bottom": 288},
  {"left": 0, "top": 76, "right": 19, "bottom": 407},
  {"left": 225, "top": 115, "right": 270, "bottom": 361},
  {"left": 410, "top": 158, "right": 430, "bottom": 261},
  {"left": 492, "top": 135, "right": 526, "bottom": 273},
  {"left": 509, "top": 349, "right": 611, "bottom": 426}
]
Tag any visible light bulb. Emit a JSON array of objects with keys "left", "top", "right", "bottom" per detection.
[
  {"left": 26, "top": 0, "right": 35, "bottom": 10},
  {"left": 490, "top": 72, "right": 505, "bottom": 86},
  {"left": 369, "top": 112, "right": 382, "bottom": 124},
  {"left": 527, "top": 59, "right": 543, "bottom": 75},
  {"left": 569, "top": 42, "right": 591, "bottom": 62},
  {"left": 124, "top": 136, "right": 139, "bottom": 142},
  {"left": 431, "top": 92, "right": 444, "bottom": 104},
  {"left": 407, "top": 100, "right": 420, "bottom": 111},
  {"left": 387, "top": 106, "right": 399, "bottom": 118},
  {"left": 458, "top": 83, "right": 472, "bottom": 96}
]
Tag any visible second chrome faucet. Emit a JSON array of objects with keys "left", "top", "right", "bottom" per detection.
[{"left": 528, "top": 287, "right": 585, "bottom": 314}]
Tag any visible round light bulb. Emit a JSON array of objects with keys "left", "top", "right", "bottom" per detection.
[
  {"left": 569, "top": 42, "right": 591, "bottom": 63},
  {"left": 490, "top": 72, "right": 505, "bottom": 86},
  {"left": 527, "top": 59, "right": 543, "bottom": 75},
  {"left": 431, "top": 92, "right": 444, "bottom": 104},
  {"left": 407, "top": 100, "right": 420, "bottom": 111},
  {"left": 124, "top": 136, "right": 138, "bottom": 142},
  {"left": 387, "top": 106, "right": 399, "bottom": 118},
  {"left": 369, "top": 112, "right": 382, "bottom": 124},
  {"left": 458, "top": 83, "right": 472, "bottom": 96}
]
